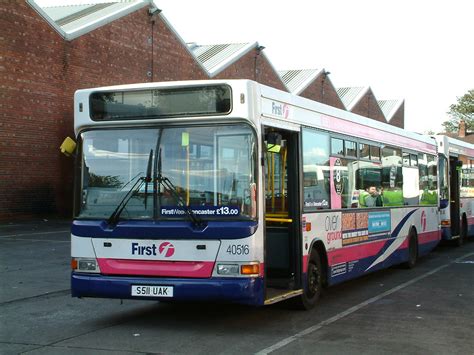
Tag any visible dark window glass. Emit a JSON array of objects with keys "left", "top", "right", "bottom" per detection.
[
  {"left": 345, "top": 140, "right": 357, "bottom": 158},
  {"left": 334, "top": 159, "right": 361, "bottom": 208},
  {"left": 331, "top": 138, "right": 344, "bottom": 156},
  {"left": 90, "top": 85, "right": 232, "bottom": 121},
  {"left": 381, "top": 146, "right": 403, "bottom": 206},
  {"left": 303, "top": 129, "right": 330, "bottom": 210},
  {"left": 370, "top": 145, "right": 381, "bottom": 161},
  {"left": 356, "top": 161, "right": 382, "bottom": 208},
  {"left": 410, "top": 154, "right": 418, "bottom": 166},
  {"left": 403, "top": 152, "right": 410, "bottom": 166},
  {"left": 438, "top": 155, "right": 448, "bottom": 201},
  {"left": 360, "top": 143, "right": 370, "bottom": 160}
]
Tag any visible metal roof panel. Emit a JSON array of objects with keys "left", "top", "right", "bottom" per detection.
[
  {"left": 189, "top": 42, "right": 257, "bottom": 76},
  {"left": 278, "top": 69, "right": 322, "bottom": 94},
  {"left": 378, "top": 99, "right": 404, "bottom": 121},
  {"left": 28, "top": 0, "right": 149, "bottom": 40},
  {"left": 337, "top": 86, "right": 368, "bottom": 110}
]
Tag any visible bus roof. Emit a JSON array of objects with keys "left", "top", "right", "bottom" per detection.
[{"left": 74, "top": 79, "right": 438, "bottom": 154}]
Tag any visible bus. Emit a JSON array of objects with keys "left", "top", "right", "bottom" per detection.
[
  {"left": 435, "top": 135, "right": 474, "bottom": 246},
  {"left": 66, "top": 79, "right": 442, "bottom": 309}
]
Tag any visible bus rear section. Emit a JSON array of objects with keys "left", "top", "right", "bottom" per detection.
[{"left": 70, "top": 112, "right": 265, "bottom": 305}]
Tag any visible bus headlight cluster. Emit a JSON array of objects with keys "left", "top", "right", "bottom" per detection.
[
  {"left": 217, "top": 264, "right": 240, "bottom": 275},
  {"left": 216, "top": 263, "right": 259, "bottom": 276},
  {"left": 71, "top": 257, "right": 101, "bottom": 273}
]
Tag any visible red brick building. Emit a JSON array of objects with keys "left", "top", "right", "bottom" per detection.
[
  {"left": 378, "top": 99, "right": 405, "bottom": 129},
  {"left": 279, "top": 69, "right": 345, "bottom": 109},
  {"left": 337, "top": 87, "right": 386, "bottom": 124},
  {"left": 189, "top": 42, "right": 287, "bottom": 91},
  {"left": 1, "top": 0, "right": 406, "bottom": 219},
  {"left": 1, "top": 1, "right": 206, "bottom": 219}
]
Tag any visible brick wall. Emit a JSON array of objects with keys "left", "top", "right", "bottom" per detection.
[
  {"left": 214, "top": 49, "right": 287, "bottom": 91},
  {"left": 350, "top": 89, "right": 387, "bottom": 124},
  {"left": 299, "top": 73, "right": 345, "bottom": 109},
  {"left": 1, "top": 2, "right": 68, "bottom": 218},
  {"left": 0, "top": 3, "right": 207, "bottom": 220},
  {"left": 387, "top": 102, "right": 405, "bottom": 129}
]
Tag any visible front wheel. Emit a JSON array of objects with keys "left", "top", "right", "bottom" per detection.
[{"left": 290, "top": 250, "right": 323, "bottom": 310}]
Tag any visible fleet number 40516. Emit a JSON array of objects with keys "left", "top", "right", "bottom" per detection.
[{"left": 226, "top": 244, "right": 249, "bottom": 255}]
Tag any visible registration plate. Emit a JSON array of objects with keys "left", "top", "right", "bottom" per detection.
[{"left": 131, "top": 285, "right": 174, "bottom": 297}]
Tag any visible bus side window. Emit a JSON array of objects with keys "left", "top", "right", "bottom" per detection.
[
  {"left": 302, "top": 129, "right": 330, "bottom": 211},
  {"left": 356, "top": 160, "right": 382, "bottom": 208},
  {"left": 381, "top": 146, "right": 403, "bottom": 206}
]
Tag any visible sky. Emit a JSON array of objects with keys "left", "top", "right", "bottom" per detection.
[
  {"left": 154, "top": 0, "right": 473, "bottom": 134},
  {"left": 36, "top": 0, "right": 473, "bottom": 134}
]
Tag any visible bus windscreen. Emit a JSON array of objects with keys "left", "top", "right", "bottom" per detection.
[{"left": 89, "top": 85, "right": 231, "bottom": 121}]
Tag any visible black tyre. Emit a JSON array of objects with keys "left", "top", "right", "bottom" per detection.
[
  {"left": 455, "top": 217, "right": 467, "bottom": 247},
  {"left": 291, "top": 250, "right": 323, "bottom": 310},
  {"left": 402, "top": 231, "right": 418, "bottom": 269}
]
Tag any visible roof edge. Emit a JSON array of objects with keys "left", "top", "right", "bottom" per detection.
[
  {"left": 294, "top": 68, "right": 324, "bottom": 95},
  {"left": 208, "top": 42, "right": 258, "bottom": 77},
  {"left": 27, "top": 0, "right": 151, "bottom": 41},
  {"left": 64, "top": 1, "right": 150, "bottom": 41},
  {"left": 347, "top": 86, "right": 370, "bottom": 111},
  {"left": 381, "top": 99, "right": 404, "bottom": 121},
  {"left": 27, "top": 0, "right": 68, "bottom": 39}
]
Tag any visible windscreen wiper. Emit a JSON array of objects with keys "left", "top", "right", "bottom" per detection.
[
  {"left": 107, "top": 149, "right": 153, "bottom": 227},
  {"left": 143, "top": 149, "right": 153, "bottom": 209}
]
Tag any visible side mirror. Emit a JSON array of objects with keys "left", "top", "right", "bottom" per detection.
[{"left": 60, "top": 137, "right": 77, "bottom": 157}]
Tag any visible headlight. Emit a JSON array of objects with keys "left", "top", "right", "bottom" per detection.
[
  {"left": 217, "top": 264, "right": 239, "bottom": 275},
  {"left": 72, "top": 258, "right": 101, "bottom": 273}
]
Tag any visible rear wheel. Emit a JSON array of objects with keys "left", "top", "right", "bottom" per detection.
[
  {"left": 402, "top": 230, "right": 418, "bottom": 269},
  {"left": 455, "top": 217, "right": 467, "bottom": 247},
  {"left": 290, "top": 250, "right": 322, "bottom": 310}
]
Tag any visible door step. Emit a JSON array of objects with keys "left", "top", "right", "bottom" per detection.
[{"left": 264, "top": 288, "right": 302, "bottom": 305}]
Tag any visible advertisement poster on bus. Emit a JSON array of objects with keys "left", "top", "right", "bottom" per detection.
[{"left": 342, "top": 210, "right": 391, "bottom": 246}]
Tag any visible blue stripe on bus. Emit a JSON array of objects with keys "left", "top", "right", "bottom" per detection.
[
  {"left": 72, "top": 220, "right": 258, "bottom": 239},
  {"left": 326, "top": 238, "right": 439, "bottom": 285},
  {"left": 71, "top": 273, "right": 264, "bottom": 306},
  {"left": 375, "top": 208, "right": 418, "bottom": 254},
  {"left": 327, "top": 208, "right": 420, "bottom": 285}
]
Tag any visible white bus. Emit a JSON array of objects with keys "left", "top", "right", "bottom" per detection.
[
  {"left": 435, "top": 135, "right": 474, "bottom": 245},
  {"left": 67, "top": 80, "right": 441, "bottom": 309}
]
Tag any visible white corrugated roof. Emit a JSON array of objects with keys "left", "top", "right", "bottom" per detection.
[
  {"left": 27, "top": 0, "right": 150, "bottom": 40},
  {"left": 278, "top": 69, "right": 323, "bottom": 95},
  {"left": 189, "top": 42, "right": 258, "bottom": 76},
  {"left": 378, "top": 99, "right": 404, "bottom": 121},
  {"left": 336, "top": 86, "right": 369, "bottom": 111}
]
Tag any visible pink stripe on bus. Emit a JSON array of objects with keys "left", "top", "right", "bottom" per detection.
[
  {"left": 327, "top": 240, "right": 387, "bottom": 266},
  {"left": 97, "top": 258, "right": 214, "bottom": 278},
  {"left": 321, "top": 114, "right": 436, "bottom": 154}
]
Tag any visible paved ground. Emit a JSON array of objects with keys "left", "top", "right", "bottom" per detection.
[{"left": 1, "top": 220, "right": 473, "bottom": 354}]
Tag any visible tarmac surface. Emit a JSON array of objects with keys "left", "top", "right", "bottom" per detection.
[{"left": 1, "top": 219, "right": 474, "bottom": 354}]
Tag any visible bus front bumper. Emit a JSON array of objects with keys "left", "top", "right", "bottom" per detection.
[{"left": 71, "top": 273, "right": 264, "bottom": 306}]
